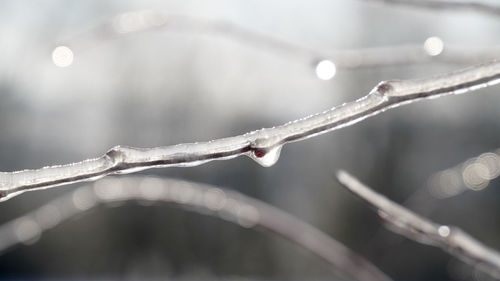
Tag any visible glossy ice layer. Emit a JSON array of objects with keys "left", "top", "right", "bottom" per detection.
[
  {"left": 1, "top": 60, "right": 500, "bottom": 201},
  {"left": 337, "top": 170, "right": 500, "bottom": 280}
]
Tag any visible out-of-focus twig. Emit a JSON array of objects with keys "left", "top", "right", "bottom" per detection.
[
  {"left": 2, "top": 60, "right": 500, "bottom": 201},
  {"left": 363, "top": 0, "right": 500, "bottom": 16},
  {"left": 336, "top": 170, "right": 500, "bottom": 280},
  {"left": 62, "top": 11, "right": 500, "bottom": 69},
  {"left": 0, "top": 176, "right": 392, "bottom": 281}
]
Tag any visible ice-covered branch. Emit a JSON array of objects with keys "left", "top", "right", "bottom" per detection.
[
  {"left": 5, "top": 62, "right": 500, "bottom": 199},
  {"left": 62, "top": 11, "right": 500, "bottom": 70},
  {"left": 336, "top": 170, "right": 500, "bottom": 279},
  {"left": 363, "top": 0, "right": 500, "bottom": 16},
  {"left": 2, "top": 60, "right": 500, "bottom": 201},
  {"left": 0, "top": 177, "right": 391, "bottom": 281}
]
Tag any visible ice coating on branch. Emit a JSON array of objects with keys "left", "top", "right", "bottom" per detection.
[
  {"left": 1, "top": 60, "right": 500, "bottom": 201},
  {"left": 337, "top": 170, "right": 500, "bottom": 279},
  {"left": 0, "top": 157, "right": 113, "bottom": 201}
]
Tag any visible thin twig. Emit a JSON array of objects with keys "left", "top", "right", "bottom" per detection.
[
  {"left": 64, "top": 11, "right": 500, "bottom": 69},
  {"left": 1, "top": 60, "right": 500, "bottom": 201},
  {"left": 336, "top": 170, "right": 500, "bottom": 279},
  {"left": 358, "top": 148, "right": 499, "bottom": 269},
  {"left": 0, "top": 177, "right": 392, "bottom": 281},
  {"left": 363, "top": 0, "right": 500, "bottom": 16}
]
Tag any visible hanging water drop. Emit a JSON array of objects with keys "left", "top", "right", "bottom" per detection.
[
  {"left": 254, "top": 149, "right": 266, "bottom": 158},
  {"left": 249, "top": 145, "right": 283, "bottom": 167}
]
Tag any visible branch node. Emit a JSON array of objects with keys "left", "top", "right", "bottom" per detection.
[
  {"left": 375, "top": 81, "right": 395, "bottom": 95},
  {"left": 105, "top": 145, "right": 132, "bottom": 166}
]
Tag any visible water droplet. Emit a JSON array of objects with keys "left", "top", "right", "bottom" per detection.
[
  {"left": 249, "top": 145, "right": 283, "bottom": 167},
  {"left": 438, "top": 225, "right": 450, "bottom": 237},
  {"left": 254, "top": 149, "right": 266, "bottom": 158}
]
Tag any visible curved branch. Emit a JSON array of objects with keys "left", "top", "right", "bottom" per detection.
[
  {"left": 64, "top": 11, "right": 500, "bottom": 69},
  {"left": 336, "top": 170, "right": 500, "bottom": 280},
  {"left": 0, "top": 177, "right": 392, "bottom": 281},
  {"left": 1, "top": 60, "right": 500, "bottom": 201}
]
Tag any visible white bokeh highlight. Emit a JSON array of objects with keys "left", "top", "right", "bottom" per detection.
[
  {"left": 315, "top": 60, "right": 336, "bottom": 80},
  {"left": 424, "top": 37, "right": 444, "bottom": 56},
  {"left": 52, "top": 46, "right": 74, "bottom": 67}
]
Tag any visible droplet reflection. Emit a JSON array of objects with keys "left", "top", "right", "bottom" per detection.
[
  {"left": 463, "top": 162, "right": 490, "bottom": 191},
  {"left": 438, "top": 225, "right": 450, "bottom": 237}
]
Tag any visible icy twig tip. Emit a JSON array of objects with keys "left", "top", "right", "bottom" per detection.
[{"left": 336, "top": 170, "right": 500, "bottom": 280}]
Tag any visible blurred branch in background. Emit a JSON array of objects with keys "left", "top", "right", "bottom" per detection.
[
  {"left": 0, "top": 177, "right": 391, "bottom": 281},
  {"left": 363, "top": 0, "right": 500, "bottom": 16},
  {"left": 336, "top": 170, "right": 500, "bottom": 280},
  {"left": 58, "top": 10, "right": 500, "bottom": 72}
]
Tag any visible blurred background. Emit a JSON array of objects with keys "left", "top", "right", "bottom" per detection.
[{"left": 0, "top": 0, "right": 500, "bottom": 280}]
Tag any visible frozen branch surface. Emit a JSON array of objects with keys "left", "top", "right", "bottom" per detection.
[
  {"left": 337, "top": 170, "right": 500, "bottom": 279},
  {"left": 1, "top": 60, "right": 500, "bottom": 201},
  {"left": 0, "top": 177, "right": 391, "bottom": 281}
]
